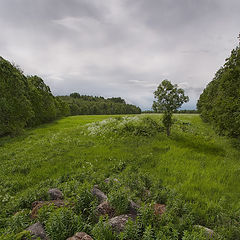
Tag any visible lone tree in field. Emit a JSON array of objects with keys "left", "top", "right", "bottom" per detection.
[{"left": 153, "top": 80, "right": 189, "bottom": 136}]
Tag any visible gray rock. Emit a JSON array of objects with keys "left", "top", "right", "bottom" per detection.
[
  {"left": 129, "top": 200, "right": 140, "bottom": 215},
  {"left": 109, "top": 214, "right": 134, "bottom": 232},
  {"left": 26, "top": 222, "right": 48, "bottom": 240},
  {"left": 91, "top": 185, "right": 107, "bottom": 203},
  {"left": 195, "top": 225, "right": 214, "bottom": 238},
  {"left": 48, "top": 188, "right": 63, "bottom": 200}
]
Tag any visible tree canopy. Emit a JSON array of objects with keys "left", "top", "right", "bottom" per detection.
[
  {"left": 153, "top": 80, "right": 189, "bottom": 135},
  {"left": 59, "top": 95, "right": 141, "bottom": 115},
  {"left": 0, "top": 57, "right": 141, "bottom": 136},
  {"left": 197, "top": 44, "right": 240, "bottom": 138},
  {"left": 0, "top": 57, "right": 70, "bottom": 136},
  {"left": 153, "top": 80, "right": 189, "bottom": 113}
]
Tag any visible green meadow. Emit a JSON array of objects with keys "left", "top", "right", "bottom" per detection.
[{"left": 0, "top": 114, "right": 240, "bottom": 239}]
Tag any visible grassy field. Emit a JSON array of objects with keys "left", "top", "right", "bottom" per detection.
[{"left": 0, "top": 114, "right": 240, "bottom": 239}]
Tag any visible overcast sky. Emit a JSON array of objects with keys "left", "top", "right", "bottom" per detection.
[{"left": 0, "top": 0, "right": 239, "bottom": 110}]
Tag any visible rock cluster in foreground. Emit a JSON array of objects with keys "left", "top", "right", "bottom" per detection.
[{"left": 25, "top": 181, "right": 214, "bottom": 239}]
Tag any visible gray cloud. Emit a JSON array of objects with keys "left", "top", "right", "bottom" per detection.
[{"left": 0, "top": 0, "right": 239, "bottom": 110}]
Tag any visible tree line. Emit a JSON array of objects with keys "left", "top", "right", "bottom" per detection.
[
  {"left": 197, "top": 43, "right": 240, "bottom": 138},
  {"left": 59, "top": 93, "right": 141, "bottom": 115},
  {"left": 0, "top": 57, "right": 141, "bottom": 136},
  {"left": 0, "top": 57, "right": 70, "bottom": 136}
]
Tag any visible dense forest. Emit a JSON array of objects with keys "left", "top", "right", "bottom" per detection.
[
  {"left": 197, "top": 44, "right": 240, "bottom": 138},
  {"left": 0, "top": 57, "right": 69, "bottom": 136},
  {"left": 59, "top": 94, "right": 141, "bottom": 115},
  {"left": 0, "top": 57, "right": 141, "bottom": 136}
]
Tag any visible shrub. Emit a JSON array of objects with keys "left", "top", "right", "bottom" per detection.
[
  {"left": 108, "top": 187, "right": 130, "bottom": 215},
  {"left": 74, "top": 185, "right": 98, "bottom": 222},
  {"left": 45, "top": 208, "right": 84, "bottom": 240},
  {"left": 156, "top": 224, "right": 179, "bottom": 240},
  {"left": 142, "top": 225, "right": 155, "bottom": 240},
  {"left": 137, "top": 203, "right": 156, "bottom": 231},
  {"left": 91, "top": 216, "right": 115, "bottom": 240},
  {"left": 119, "top": 219, "right": 140, "bottom": 240},
  {"left": 182, "top": 229, "right": 207, "bottom": 240},
  {"left": 37, "top": 204, "right": 56, "bottom": 226},
  {"left": 120, "top": 170, "right": 152, "bottom": 200},
  {"left": 6, "top": 209, "right": 31, "bottom": 233}
]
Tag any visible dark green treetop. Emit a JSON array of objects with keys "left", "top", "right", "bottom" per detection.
[{"left": 153, "top": 80, "right": 189, "bottom": 136}]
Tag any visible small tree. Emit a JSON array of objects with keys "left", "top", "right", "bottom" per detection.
[{"left": 153, "top": 80, "right": 189, "bottom": 136}]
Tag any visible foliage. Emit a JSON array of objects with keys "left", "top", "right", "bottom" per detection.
[
  {"left": 91, "top": 216, "right": 115, "bottom": 240},
  {"left": 6, "top": 209, "right": 31, "bottom": 234},
  {"left": 0, "top": 114, "right": 240, "bottom": 239},
  {"left": 0, "top": 57, "right": 70, "bottom": 136},
  {"left": 153, "top": 80, "right": 189, "bottom": 135},
  {"left": 60, "top": 94, "right": 141, "bottom": 115},
  {"left": 197, "top": 44, "right": 240, "bottom": 138},
  {"left": 74, "top": 184, "right": 98, "bottom": 222},
  {"left": 85, "top": 116, "right": 163, "bottom": 137},
  {"left": 108, "top": 186, "right": 130, "bottom": 215},
  {"left": 45, "top": 207, "right": 84, "bottom": 240},
  {"left": 37, "top": 204, "right": 56, "bottom": 226},
  {"left": 119, "top": 219, "right": 140, "bottom": 240},
  {"left": 0, "top": 57, "right": 33, "bottom": 136},
  {"left": 181, "top": 229, "right": 207, "bottom": 240},
  {"left": 142, "top": 225, "right": 155, "bottom": 240},
  {"left": 26, "top": 76, "right": 57, "bottom": 126}
]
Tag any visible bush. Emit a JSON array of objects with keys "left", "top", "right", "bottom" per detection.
[
  {"left": 91, "top": 216, "right": 115, "bottom": 240},
  {"left": 182, "top": 229, "right": 207, "bottom": 240},
  {"left": 142, "top": 225, "right": 155, "bottom": 240},
  {"left": 119, "top": 219, "right": 140, "bottom": 240},
  {"left": 74, "top": 185, "right": 98, "bottom": 222},
  {"left": 6, "top": 209, "right": 31, "bottom": 234},
  {"left": 45, "top": 208, "right": 84, "bottom": 240},
  {"left": 108, "top": 187, "right": 130, "bottom": 215},
  {"left": 137, "top": 203, "right": 156, "bottom": 231},
  {"left": 37, "top": 204, "right": 56, "bottom": 226}
]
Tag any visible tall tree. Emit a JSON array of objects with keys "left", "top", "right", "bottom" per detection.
[
  {"left": 197, "top": 42, "right": 240, "bottom": 137},
  {"left": 27, "top": 75, "right": 57, "bottom": 126},
  {"left": 153, "top": 80, "right": 189, "bottom": 136},
  {"left": 0, "top": 57, "right": 33, "bottom": 136}
]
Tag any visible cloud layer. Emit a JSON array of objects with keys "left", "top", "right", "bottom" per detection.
[{"left": 1, "top": 0, "right": 240, "bottom": 109}]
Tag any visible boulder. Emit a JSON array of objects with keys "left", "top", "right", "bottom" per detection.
[
  {"left": 109, "top": 214, "right": 135, "bottom": 232},
  {"left": 154, "top": 203, "right": 166, "bottom": 216},
  {"left": 67, "top": 232, "right": 93, "bottom": 240},
  {"left": 31, "top": 200, "right": 65, "bottom": 218},
  {"left": 96, "top": 201, "right": 115, "bottom": 217},
  {"left": 48, "top": 188, "right": 63, "bottom": 200},
  {"left": 91, "top": 185, "right": 107, "bottom": 203},
  {"left": 129, "top": 200, "right": 140, "bottom": 215},
  {"left": 26, "top": 222, "right": 48, "bottom": 240},
  {"left": 195, "top": 225, "right": 214, "bottom": 238}
]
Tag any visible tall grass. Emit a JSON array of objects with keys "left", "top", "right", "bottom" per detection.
[{"left": 0, "top": 114, "right": 240, "bottom": 239}]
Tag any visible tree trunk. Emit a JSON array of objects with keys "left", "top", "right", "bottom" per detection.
[{"left": 166, "top": 127, "right": 170, "bottom": 136}]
